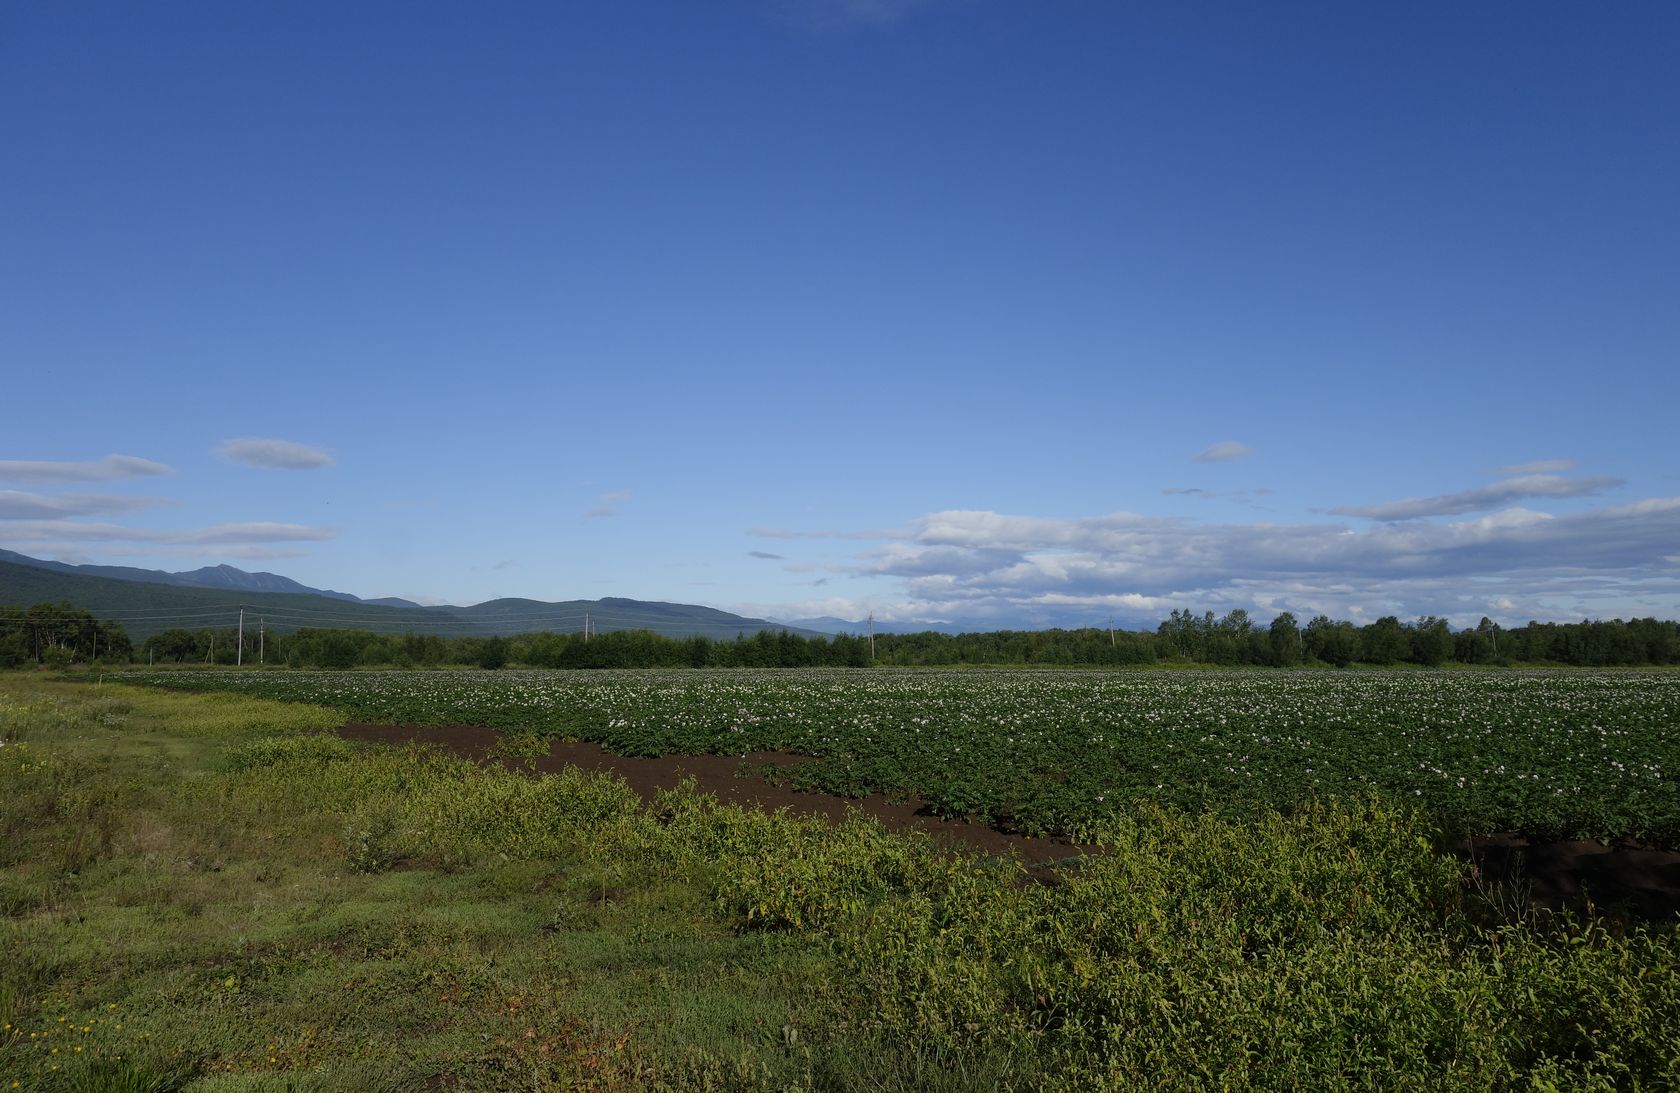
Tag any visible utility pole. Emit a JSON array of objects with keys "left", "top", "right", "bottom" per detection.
[
  {"left": 867, "top": 613, "right": 875, "bottom": 661},
  {"left": 259, "top": 618, "right": 265, "bottom": 665},
  {"left": 1108, "top": 617, "right": 1116, "bottom": 647},
  {"left": 584, "top": 612, "right": 590, "bottom": 643},
  {"left": 208, "top": 632, "right": 214, "bottom": 665},
  {"left": 237, "top": 608, "right": 244, "bottom": 667}
]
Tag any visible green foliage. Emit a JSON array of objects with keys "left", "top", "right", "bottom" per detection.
[
  {"left": 491, "top": 730, "right": 550, "bottom": 763},
  {"left": 220, "top": 732, "right": 358, "bottom": 772},
  {"left": 120, "top": 667, "right": 1680, "bottom": 843},
  {"left": 342, "top": 805, "right": 401, "bottom": 873},
  {"left": 1306, "top": 614, "right": 1359, "bottom": 667},
  {"left": 476, "top": 635, "right": 509, "bottom": 670},
  {"left": 0, "top": 600, "right": 132, "bottom": 665},
  {"left": 5, "top": 675, "right": 1680, "bottom": 1089},
  {"left": 1268, "top": 610, "right": 1303, "bottom": 666}
]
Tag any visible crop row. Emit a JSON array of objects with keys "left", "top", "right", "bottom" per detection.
[{"left": 119, "top": 668, "right": 1680, "bottom": 841}]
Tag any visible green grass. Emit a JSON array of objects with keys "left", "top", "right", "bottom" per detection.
[
  {"left": 0, "top": 676, "right": 828, "bottom": 1090},
  {"left": 3, "top": 673, "right": 1679, "bottom": 1091}
]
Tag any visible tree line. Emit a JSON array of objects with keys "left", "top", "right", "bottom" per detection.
[
  {"left": 0, "top": 602, "right": 135, "bottom": 668},
  {"left": 4, "top": 600, "right": 1679, "bottom": 669}
]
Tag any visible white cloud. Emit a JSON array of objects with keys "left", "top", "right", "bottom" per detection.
[
  {"left": 217, "top": 438, "right": 334, "bottom": 470},
  {"left": 0, "top": 491, "right": 174, "bottom": 519},
  {"left": 757, "top": 497, "right": 1680, "bottom": 626},
  {"left": 1331, "top": 474, "right": 1623, "bottom": 520},
  {"left": 748, "top": 550, "right": 785, "bottom": 560},
  {"left": 1193, "top": 441, "right": 1251, "bottom": 463},
  {"left": 0, "top": 454, "right": 171, "bottom": 483},
  {"left": 1494, "top": 458, "right": 1577, "bottom": 476}
]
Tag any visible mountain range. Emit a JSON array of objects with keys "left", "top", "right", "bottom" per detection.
[
  {"left": 0, "top": 549, "right": 412, "bottom": 605},
  {"left": 0, "top": 550, "right": 821, "bottom": 642}
]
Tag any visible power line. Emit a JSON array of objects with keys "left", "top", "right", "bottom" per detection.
[
  {"left": 0, "top": 605, "right": 247, "bottom": 621},
  {"left": 0, "top": 614, "right": 237, "bottom": 628}
]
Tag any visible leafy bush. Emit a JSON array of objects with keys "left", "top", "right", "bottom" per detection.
[
  {"left": 221, "top": 732, "right": 358, "bottom": 772},
  {"left": 343, "top": 806, "right": 400, "bottom": 873}
]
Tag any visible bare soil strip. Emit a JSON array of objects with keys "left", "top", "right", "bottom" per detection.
[
  {"left": 336, "top": 722, "right": 1680, "bottom": 917},
  {"left": 1460, "top": 833, "right": 1680, "bottom": 921}
]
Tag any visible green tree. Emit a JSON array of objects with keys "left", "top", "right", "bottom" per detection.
[
  {"left": 1267, "top": 611, "right": 1303, "bottom": 666},
  {"left": 1304, "top": 615, "right": 1358, "bottom": 667},
  {"left": 1409, "top": 616, "right": 1454, "bottom": 666},
  {"left": 1360, "top": 616, "right": 1408, "bottom": 664},
  {"left": 477, "top": 636, "right": 508, "bottom": 670}
]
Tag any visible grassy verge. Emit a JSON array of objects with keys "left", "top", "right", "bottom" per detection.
[
  {"left": 3, "top": 673, "right": 1678, "bottom": 1091},
  {"left": 0, "top": 676, "right": 834, "bottom": 1090}
]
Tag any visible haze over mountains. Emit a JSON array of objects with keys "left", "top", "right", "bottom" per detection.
[{"left": 0, "top": 551, "right": 822, "bottom": 642}]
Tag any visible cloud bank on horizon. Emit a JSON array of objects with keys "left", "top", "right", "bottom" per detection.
[
  {"left": 4, "top": 441, "right": 1677, "bottom": 628},
  {"left": 747, "top": 474, "right": 1680, "bottom": 628}
]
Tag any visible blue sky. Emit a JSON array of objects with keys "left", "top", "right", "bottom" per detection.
[{"left": 4, "top": 1, "right": 1678, "bottom": 628}]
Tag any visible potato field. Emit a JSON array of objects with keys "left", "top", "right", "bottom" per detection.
[{"left": 120, "top": 668, "right": 1680, "bottom": 843}]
